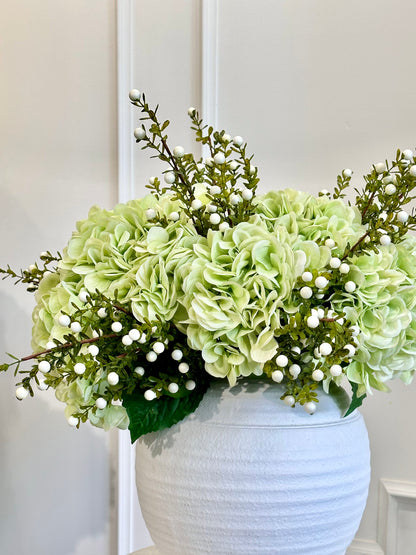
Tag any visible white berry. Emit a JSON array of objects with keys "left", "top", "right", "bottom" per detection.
[
  {"left": 319, "top": 342, "right": 333, "bottom": 356},
  {"left": 233, "top": 136, "right": 244, "bottom": 146},
  {"left": 385, "top": 184, "right": 396, "bottom": 195},
  {"left": 289, "top": 364, "right": 301, "bottom": 378},
  {"left": 315, "top": 276, "right": 328, "bottom": 289},
  {"left": 375, "top": 162, "right": 386, "bottom": 174},
  {"left": 191, "top": 199, "right": 203, "bottom": 210},
  {"left": 153, "top": 341, "right": 165, "bottom": 354},
  {"left": 67, "top": 416, "right": 79, "bottom": 427},
  {"left": 97, "top": 308, "right": 107, "bottom": 318},
  {"left": 330, "top": 364, "right": 343, "bottom": 377},
  {"left": 70, "top": 322, "right": 82, "bottom": 333},
  {"left": 88, "top": 345, "right": 99, "bottom": 357},
  {"left": 134, "top": 127, "right": 146, "bottom": 140},
  {"left": 219, "top": 222, "right": 230, "bottom": 231},
  {"left": 409, "top": 165, "right": 416, "bottom": 177},
  {"left": 343, "top": 169, "right": 352, "bottom": 177},
  {"left": 300, "top": 286, "right": 312, "bottom": 299},
  {"left": 304, "top": 401, "right": 317, "bottom": 414},
  {"left": 168, "top": 383, "right": 179, "bottom": 394},
  {"left": 276, "top": 354, "right": 288, "bottom": 367},
  {"left": 302, "top": 271, "right": 313, "bottom": 282},
  {"left": 16, "top": 387, "right": 28, "bottom": 400},
  {"left": 271, "top": 370, "right": 284, "bottom": 383},
  {"left": 74, "top": 362, "right": 86, "bottom": 375},
  {"left": 380, "top": 235, "right": 391, "bottom": 246},
  {"left": 344, "top": 344, "right": 356, "bottom": 357},
  {"left": 146, "top": 351, "right": 157, "bottom": 362},
  {"left": 173, "top": 145, "right": 185, "bottom": 158},
  {"left": 403, "top": 149, "right": 414, "bottom": 160},
  {"left": 128, "top": 329, "right": 141, "bottom": 341},
  {"left": 283, "top": 395, "right": 295, "bottom": 406},
  {"left": 185, "top": 380, "right": 196, "bottom": 391},
  {"left": 164, "top": 172, "right": 175, "bottom": 184},
  {"left": 122, "top": 335, "right": 133, "bottom": 346},
  {"left": 214, "top": 152, "right": 225, "bottom": 165},
  {"left": 329, "top": 257, "right": 341, "bottom": 269},
  {"left": 325, "top": 238, "right": 335, "bottom": 249},
  {"left": 169, "top": 211, "right": 180, "bottom": 221},
  {"left": 210, "top": 185, "right": 221, "bottom": 195},
  {"left": 188, "top": 106, "right": 195, "bottom": 116},
  {"left": 242, "top": 188, "right": 253, "bottom": 200},
  {"left": 129, "top": 89, "right": 141, "bottom": 101},
  {"left": 312, "top": 369, "right": 324, "bottom": 381},
  {"left": 397, "top": 210, "right": 409, "bottom": 223},
  {"left": 171, "top": 349, "right": 183, "bottom": 361},
  {"left": 178, "top": 362, "right": 189, "bottom": 373},
  {"left": 144, "top": 389, "right": 157, "bottom": 401},
  {"left": 58, "top": 315, "right": 71, "bottom": 327},
  {"left": 111, "top": 322, "right": 123, "bottom": 333},
  {"left": 107, "top": 372, "right": 119, "bottom": 386},
  {"left": 339, "top": 263, "right": 350, "bottom": 274},
  {"left": 95, "top": 398, "right": 107, "bottom": 409},
  {"left": 145, "top": 208, "right": 156, "bottom": 221},
  {"left": 79, "top": 290, "right": 89, "bottom": 303},
  {"left": 134, "top": 366, "right": 145, "bottom": 376},
  {"left": 345, "top": 281, "right": 357, "bottom": 293},
  {"left": 307, "top": 315, "right": 320, "bottom": 328},
  {"left": 230, "top": 193, "right": 241, "bottom": 205},
  {"left": 38, "top": 360, "right": 51, "bottom": 374},
  {"left": 209, "top": 213, "right": 221, "bottom": 225}
]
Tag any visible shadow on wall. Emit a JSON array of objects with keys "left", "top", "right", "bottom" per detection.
[{"left": 0, "top": 292, "right": 111, "bottom": 555}]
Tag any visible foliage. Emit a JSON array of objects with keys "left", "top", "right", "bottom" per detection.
[{"left": 2, "top": 91, "right": 416, "bottom": 440}]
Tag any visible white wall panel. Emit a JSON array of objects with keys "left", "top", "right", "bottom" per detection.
[
  {"left": 216, "top": 0, "right": 416, "bottom": 197},
  {"left": 0, "top": 1, "right": 118, "bottom": 555}
]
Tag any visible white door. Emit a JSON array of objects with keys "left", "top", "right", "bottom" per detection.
[{"left": 118, "top": 1, "right": 416, "bottom": 553}]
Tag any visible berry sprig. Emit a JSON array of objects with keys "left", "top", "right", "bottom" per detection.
[
  {"left": 0, "top": 251, "right": 62, "bottom": 292},
  {"left": 129, "top": 89, "right": 259, "bottom": 236},
  {"left": 1, "top": 290, "right": 207, "bottom": 427},
  {"left": 339, "top": 149, "right": 416, "bottom": 260}
]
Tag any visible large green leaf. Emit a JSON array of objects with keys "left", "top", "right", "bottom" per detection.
[
  {"left": 344, "top": 382, "right": 367, "bottom": 418},
  {"left": 123, "top": 384, "right": 209, "bottom": 444}
]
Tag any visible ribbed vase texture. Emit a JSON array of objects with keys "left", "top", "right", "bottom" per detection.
[{"left": 135, "top": 380, "right": 370, "bottom": 555}]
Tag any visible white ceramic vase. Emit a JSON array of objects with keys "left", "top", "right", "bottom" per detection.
[{"left": 135, "top": 380, "right": 370, "bottom": 555}]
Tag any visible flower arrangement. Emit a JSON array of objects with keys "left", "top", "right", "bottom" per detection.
[{"left": 2, "top": 90, "right": 416, "bottom": 443}]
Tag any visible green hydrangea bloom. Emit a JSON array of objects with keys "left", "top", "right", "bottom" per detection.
[
  {"left": 333, "top": 243, "right": 416, "bottom": 395},
  {"left": 179, "top": 219, "right": 306, "bottom": 384},
  {"left": 255, "top": 189, "right": 366, "bottom": 256}
]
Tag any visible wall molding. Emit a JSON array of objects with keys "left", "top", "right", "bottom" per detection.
[
  {"left": 116, "top": 2, "right": 137, "bottom": 554},
  {"left": 201, "top": 0, "right": 219, "bottom": 156},
  {"left": 117, "top": 0, "right": 135, "bottom": 204},
  {"left": 347, "top": 538, "right": 384, "bottom": 555},
  {"left": 115, "top": 1, "right": 220, "bottom": 553},
  {"left": 378, "top": 479, "right": 416, "bottom": 554}
]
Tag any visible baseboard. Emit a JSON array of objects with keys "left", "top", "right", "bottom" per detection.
[{"left": 347, "top": 538, "right": 384, "bottom": 554}]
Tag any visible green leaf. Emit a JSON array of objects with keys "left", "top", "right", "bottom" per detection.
[
  {"left": 123, "top": 383, "right": 210, "bottom": 444},
  {"left": 344, "top": 382, "right": 367, "bottom": 418}
]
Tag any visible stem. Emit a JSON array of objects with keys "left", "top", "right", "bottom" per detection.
[
  {"left": 341, "top": 232, "right": 369, "bottom": 261},
  {"left": 21, "top": 334, "right": 118, "bottom": 362},
  {"left": 361, "top": 190, "right": 377, "bottom": 220}
]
